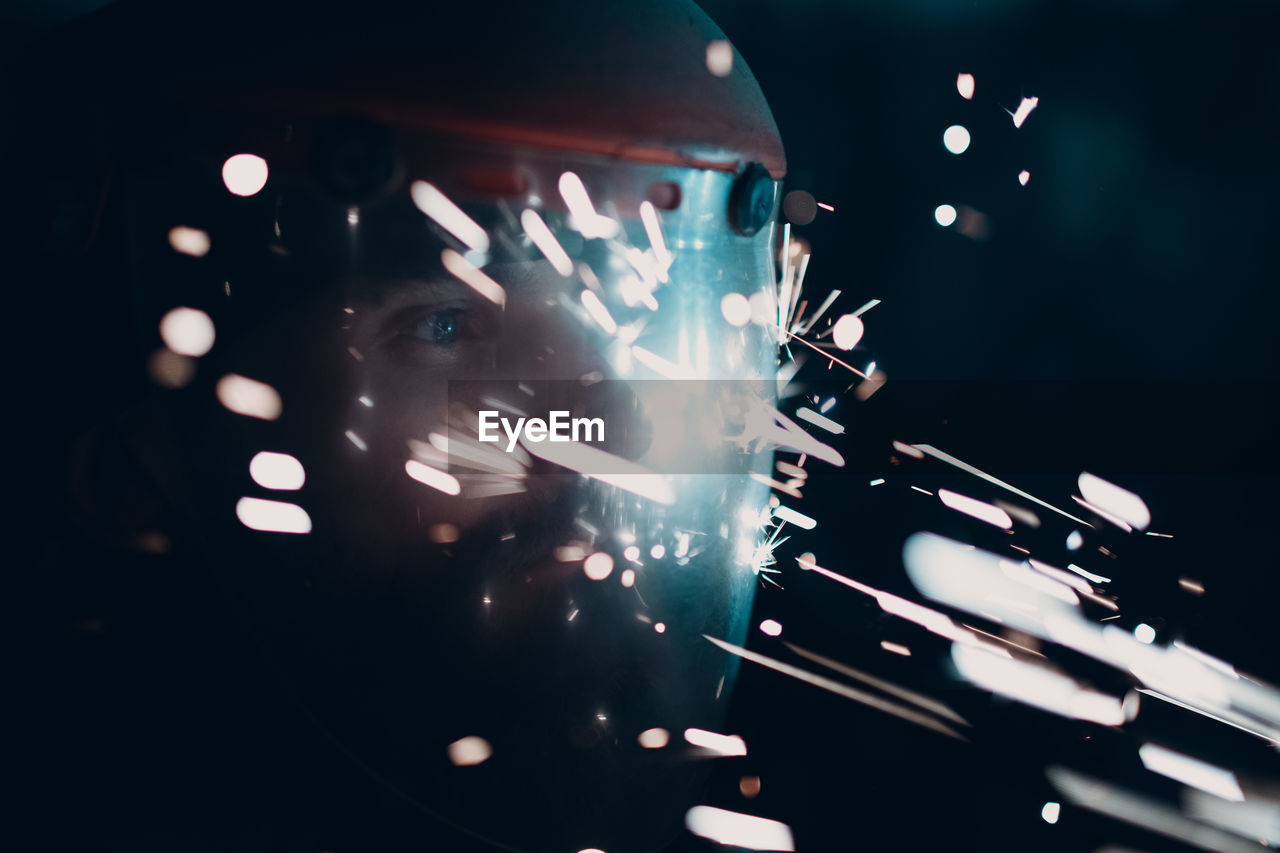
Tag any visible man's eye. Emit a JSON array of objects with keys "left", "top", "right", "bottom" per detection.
[{"left": 411, "top": 308, "right": 466, "bottom": 344}]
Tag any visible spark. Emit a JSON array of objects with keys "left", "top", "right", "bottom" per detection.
[
  {"left": 1041, "top": 802, "right": 1060, "bottom": 824},
  {"left": 759, "top": 619, "right": 782, "bottom": 637},
  {"left": 167, "top": 226, "right": 211, "bottom": 257},
  {"left": 937, "top": 489, "right": 1013, "bottom": 529},
  {"left": 159, "top": 306, "right": 215, "bottom": 357},
  {"left": 934, "top": 204, "right": 957, "bottom": 226},
  {"left": 638, "top": 200, "right": 672, "bottom": 277},
  {"left": 684, "top": 727, "right": 748, "bottom": 756},
  {"left": 1066, "top": 530, "right": 1083, "bottom": 550},
  {"left": 1146, "top": 531, "right": 1174, "bottom": 539},
  {"left": 248, "top": 451, "right": 305, "bottom": 490},
  {"left": 793, "top": 289, "right": 840, "bottom": 335},
  {"left": 816, "top": 201, "right": 835, "bottom": 212},
  {"left": 410, "top": 181, "right": 490, "bottom": 254},
  {"left": 720, "top": 292, "right": 752, "bottom": 327},
  {"left": 910, "top": 485, "right": 933, "bottom": 496},
  {"left": 1018, "top": 170, "right": 1031, "bottom": 186},
  {"left": 943, "top": 125, "right": 971, "bottom": 154},
  {"left": 650, "top": 544, "right": 665, "bottom": 559},
  {"left": 344, "top": 430, "right": 367, "bottom": 451},
  {"left": 235, "top": 497, "right": 311, "bottom": 534},
  {"left": 685, "top": 806, "right": 794, "bottom": 852},
  {"left": 952, "top": 643, "right": 1127, "bottom": 725},
  {"left": 216, "top": 374, "right": 282, "bottom": 421},
  {"left": 1010, "top": 95, "right": 1039, "bottom": 128},
  {"left": 580, "top": 289, "right": 618, "bottom": 334},
  {"left": 1134, "top": 623, "right": 1157, "bottom": 644},
  {"left": 404, "top": 459, "right": 462, "bottom": 495},
  {"left": 522, "top": 438, "right": 676, "bottom": 505},
  {"left": 222, "top": 153, "right": 268, "bottom": 196},
  {"left": 831, "top": 313, "right": 865, "bottom": 350},
  {"left": 775, "top": 460, "right": 808, "bottom": 480},
  {"left": 584, "top": 552, "right": 614, "bottom": 581},
  {"left": 1138, "top": 743, "right": 1244, "bottom": 802},
  {"left": 520, "top": 208, "right": 574, "bottom": 276},
  {"left": 819, "top": 397, "right": 836, "bottom": 414},
  {"left": 1078, "top": 472, "right": 1151, "bottom": 530},
  {"left": 749, "top": 471, "right": 803, "bottom": 499},
  {"left": 1179, "top": 578, "right": 1205, "bottom": 594},
  {"left": 558, "top": 172, "right": 619, "bottom": 239},
  {"left": 654, "top": 622, "right": 666, "bottom": 633},
  {"left": 704, "top": 634, "right": 967, "bottom": 740},
  {"left": 638, "top": 728, "right": 669, "bottom": 748},
  {"left": 1136, "top": 689, "right": 1277, "bottom": 743},
  {"left": 794, "top": 406, "right": 845, "bottom": 435},
  {"left": 447, "top": 736, "right": 492, "bottom": 767},
  {"left": 881, "top": 640, "right": 911, "bottom": 656},
  {"left": 705, "top": 40, "right": 734, "bottom": 77},
  {"left": 956, "top": 73, "right": 975, "bottom": 99},
  {"left": 441, "top": 248, "right": 507, "bottom": 306},
  {"left": 913, "top": 444, "right": 1093, "bottom": 526},
  {"left": 1066, "top": 563, "right": 1111, "bottom": 584},
  {"left": 869, "top": 478, "right": 885, "bottom": 486},
  {"left": 892, "top": 440, "right": 925, "bottom": 459},
  {"left": 773, "top": 505, "right": 817, "bottom": 530},
  {"left": 357, "top": 395, "right": 373, "bottom": 407},
  {"left": 780, "top": 330, "right": 869, "bottom": 379}
]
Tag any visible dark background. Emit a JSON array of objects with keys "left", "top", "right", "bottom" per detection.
[{"left": 7, "top": 0, "right": 1279, "bottom": 850}]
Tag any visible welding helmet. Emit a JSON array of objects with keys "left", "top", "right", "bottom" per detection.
[{"left": 42, "top": 0, "right": 788, "bottom": 849}]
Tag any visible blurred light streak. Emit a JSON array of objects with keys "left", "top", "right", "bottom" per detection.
[
  {"left": 1066, "top": 563, "right": 1112, "bottom": 584},
  {"left": 956, "top": 73, "right": 975, "bottom": 99},
  {"left": 938, "top": 488, "right": 1013, "bottom": 529},
  {"left": 772, "top": 505, "right": 816, "bottom": 530},
  {"left": 639, "top": 200, "right": 672, "bottom": 276},
  {"left": 447, "top": 736, "right": 492, "bottom": 766},
  {"left": 1010, "top": 96, "right": 1039, "bottom": 128},
  {"left": 793, "top": 289, "right": 840, "bottom": 335},
  {"left": 441, "top": 248, "right": 507, "bottom": 306},
  {"left": 404, "top": 459, "right": 462, "bottom": 495},
  {"left": 235, "top": 497, "right": 311, "bottom": 534},
  {"left": 520, "top": 208, "right": 574, "bottom": 276},
  {"left": 167, "top": 225, "right": 211, "bottom": 257},
  {"left": 910, "top": 486, "right": 933, "bottom": 495},
  {"left": 222, "top": 153, "right": 268, "bottom": 196},
  {"left": 795, "top": 406, "right": 845, "bottom": 435},
  {"left": 759, "top": 619, "right": 782, "bottom": 637},
  {"left": 816, "top": 201, "right": 835, "bottom": 212},
  {"left": 344, "top": 430, "right": 367, "bottom": 451},
  {"left": 1047, "top": 766, "right": 1262, "bottom": 853},
  {"left": 685, "top": 806, "right": 794, "bottom": 852},
  {"left": 750, "top": 471, "right": 803, "bottom": 499},
  {"left": 684, "top": 727, "right": 748, "bottom": 756},
  {"left": 994, "top": 500, "right": 1041, "bottom": 528},
  {"left": 1072, "top": 495, "right": 1134, "bottom": 532},
  {"left": 892, "top": 440, "right": 925, "bottom": 459},
  {"left": 914, "top": 444, "right": 1093, "bottom": 526},
  {"left": 781, "top": 329, "right": 870, "bottom": 380},
  {"left": 1138, "top": 743, "right": 1244, "bottom": 802},
  {"left": 704, "top": 635, "right": 967, "bottom": 740},
  {"left": 1185, "top": 790, "right": 1280, "bottom": 846},
  {"left": 952, "top": 644, "right": 1126, "bottom": 725},
  {"left": 580, "top": 289, "right": 618, "bottom": 334},
  {"left": 638, "top": 728, "right": 669, "bottom": 748},
  {"left": 705, "top": 39, "right": 733, "bottom": 76},
  {"left": 1147, "top": 531, "right": 1174, "bottom": 539},
  {"left": 559, "top": 172, "right": 619, "bottom": 239},
  {"left": 410, "top": 181, "right": 490, "bottom": 254},
  {"left": 248, "top": 451, "right": 305, "bottom": 490},
  {"left": 1029, "top": 559, "right": 1093, "bottom": 594},
  {"left": 159, "top": 307, "right": 216, "bottom": 357},
  {"left": 775, "top": 460, "right": 808, "bottom": 479},
  {"left": 869, "top": 478, "right": 885, "bottom": 486},
  {"left": 1136, "top": 689, "right": 1277, "bottom": 743},
  {"left": 786, "top": 642, "right": 969, "bottom": 725},
  {"left": 523, "top": 439, "right": 676, "bottom": 505},
  {"left": 1079, "top": 472, "right": 1151, "bottom": 530},
  {"left": 216, "top": 374, "right": 282, "bottom": 420}
]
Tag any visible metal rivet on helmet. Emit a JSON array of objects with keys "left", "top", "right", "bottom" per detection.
[{"left": 728, "top": 162, "right": 776, "bottom": 237}]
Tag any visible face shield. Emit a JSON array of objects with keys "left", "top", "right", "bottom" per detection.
[{"left": 126, "top": 106, "right": 791, "bottom": 851}]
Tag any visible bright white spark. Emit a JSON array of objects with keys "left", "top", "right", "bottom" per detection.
[
  {"left": 943, "top": 125, "right": 971, "bottom": 154},
  {"left": 441, "top": 248, "right": 506, "bottom": 306},
  {"left": 952, "top": 644, "right": 1126, "bottom": 725},
  {"left": 168, "top": 226, "right": 211, "bottom": 257},
  {"left": 720, "top": 292, "right": 752, "bottom": 327},
  {"left": 222, "top": 153, "right": 268, "bottom": 197},
  {"left": 1134, "top": 623, "right": 1157, "bottom": 645},
  {"left": 1078, "top": 472, "right": 1151, "bottom": 530},
  {"left": 1179, "top": 578, "right": 1205, "bottom": 594},
  {"left": 638, "top": 728, "right": 669, "bottom": 748},
  {"left": 410, "top": 181, "right": 490, "bottom": 254},
  {"left": 759, "top": 619, "right": 782, "bottom": 637},
  {"left": 938, "top": 488, "right": 1013, "bottom": 529},
  {"left": 404, "top": 459, "right": 461, "bottom": 495},
  {"left": 639, "top": 200, "right": 672, "bottom": 277},
  {"left": 685, "top": 806, "right": 794, "bottom": 852},
  {"left": 795, "top": 407, "right": 845, "bottom": 435},
  {"left": 1011, "top": 96, "right": 1039, "bottom": 128},
  {"left": 1041, "top": 802, "right": 1060, "bottom": 824},
  {"left": 819, "top": 397, "right": 836, "bottom": 414},
  {"left": 235, "top": 497, "right": 311, "bottom": 534},
  {"left": 1018, "top": 169, "right": 1031, "bottom": 186},
  {"left": 216, "top": 374, "right": 282, "bottom": 421},
  {"left": 684, "top": 728, "right": 748, "bottom": 756},
  {"left": 523, "top": 438, "right": 676, "bottom": 505},
  {"left": 447, "top": 736, "right": 492, "bottom": 767},
  {"left": 580, "top": 289, "right": 618, "bottom": 334},
  {"left": 248, "top": 451, "right": 305, "bottom": 490},
  {"left": 1066, "top": 530, "right": 1083, "bottom": 550},
  {"left": 816, "top": 201, "right": 835, "bottom": 212},
  {"left": 344, "top": 430, "right": 367, "bottom": 451},
  {"left": 520, "top": 208, "right": 574, "bottom": 276},
  {"left": 159, "top": 307, "right": 215, "bottom": 357},
  {"left": 934, "top": 204, "right": 957, "bottom": 227},
  {"left": 956, "top": 73, "right": 975, "bottom": 100},
  {"left": 1139, "top": 743, "right": 1244, "bottom": 802},
  {"left": 705, "top": 40, "right": 734, "bottom": 77},
  {"left": 869, "top": 478, "right": 885, "bottom": 486},
  {"left": 558, "top": 172, "right": 619, "bottom": 239},
  {"left": 831, "top": 313, "right": 865, "bottom": 350},
  {"left": 584, "top": 552, "right": 614, "bottom": 581},
  {"left": 621, "top": 569, "right": 635, "bottom": 587},
  {"left": 650, "top": 544, "right": 665, "bottom": 559},
  {"left": 915, "top": 444, "right": 1092, "bottom": 526},
  {"left": 881, "top": 640, "right": 911, "bottom": 656},
  {"left": 624, "top": 545, "right": 641, "bottom": 562},
  {"left": 773, "top": 505, "right": 816, "bottom": 530}
]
